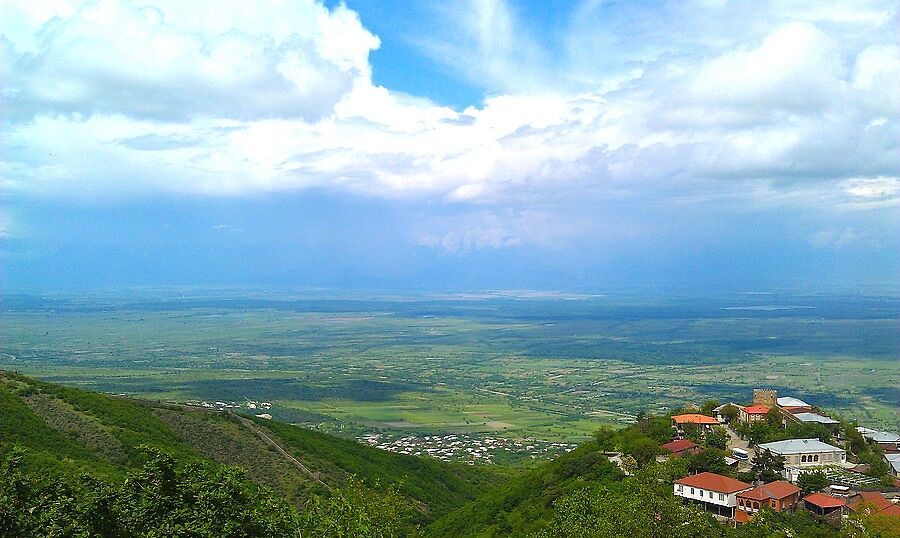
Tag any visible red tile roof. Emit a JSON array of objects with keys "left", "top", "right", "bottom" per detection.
[
  {"left": 849, "top": 491, "right": 894, "bottom": 513},
  {"left": 672, "top": 414, "right": 719, "bottom": 425},
  {"left": 803, "top": 493, "right": 846, "bottom": 509},
  {"left": 743, "top": 405, "right": 770, "bottom": 414},
  {"left": 661, "top": 439, "right": 698, "bottom": 453},
  {"left": 737, "top": 481, "right": 800, "bottom": 501},
  {"left": 675, "top": 472, "right": 752, "bottom": 494}
]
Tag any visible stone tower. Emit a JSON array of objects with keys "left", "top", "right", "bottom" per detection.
[{"left": 753, "top": 388, "right": 777, "bottom": 407}]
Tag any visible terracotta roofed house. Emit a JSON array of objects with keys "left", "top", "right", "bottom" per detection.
[
  {"left": 803, "top": 493, "right": 847, "bottom": 526},
  {"left": 672, "top": 414, "right": 719, "bottom": 438},
  {"left": 673, "top": 472, "right": 752, "bottom": 517},
  {"left": 661, "top": 439, "right": 699, "bottom": 456},
  {"left": 734, "top": 481, "right": 801, "bottom": 524},
  {"left": 847, "top": 491, "right": 897, "bottom": 516},
  {"left": 739, "top": 405, "right": 770, "bottom": 424}
]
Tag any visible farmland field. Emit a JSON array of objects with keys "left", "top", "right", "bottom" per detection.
[{"left": 1, "top": 290, "right": 897, "bottom": 448}]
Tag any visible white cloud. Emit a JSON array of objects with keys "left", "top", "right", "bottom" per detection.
[
  {"left": 1, "top": 0, "right": 898, "bottom": 252},
  {"left": 3, "top": 0, "right": 379, "bottom": 121}
]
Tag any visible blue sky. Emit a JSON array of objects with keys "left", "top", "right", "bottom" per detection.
[{"left": 1, "top": 0, "right": 898, "bottom": 292}]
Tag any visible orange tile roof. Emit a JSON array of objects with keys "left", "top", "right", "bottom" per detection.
[
  {"left": 661, "top": 439, "right": 698, "bottom": 453},
  {"left": 743, "top": 405, "right": 770, "bottom": 414},
  {"left": 737, "top": 481, "right": 799, "bottom": 501},
  {"left": 672, "top": 414, "right": 719, "bottom": 425},
  {"left": 804, "top": 493, "right": 846, "bottom": 509},
  {"left": 675, "top": 472, "right": 752, "bottom": 494},
  {"left": 849, "top": 491, "right": 894, "bottom": 513}
]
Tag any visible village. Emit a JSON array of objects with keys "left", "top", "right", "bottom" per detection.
[
  {"left": 665, "top": 388, "right": 899, "bottom": 528},
  {"left": 356, "top": 432, "right": 576, "bottom": 464}
]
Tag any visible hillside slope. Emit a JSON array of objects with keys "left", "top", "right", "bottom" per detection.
[
  {"left": 428, "top": 440, "right": 624, "bottom": 536},
  {"left": 0, "top": 370, "right": 503, "bottom": 523}
]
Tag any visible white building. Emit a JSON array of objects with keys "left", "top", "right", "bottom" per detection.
[
  {"left": 885, "top": 453, "right": 900, "bottom": 479},
  {"left": 757, "top": 438, "right": 847, "bottom": 482},
  {"left": 673, "top": 472, "right": 753, "bottom": 517}
]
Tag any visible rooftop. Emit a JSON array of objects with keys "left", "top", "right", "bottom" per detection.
[
  {"left": 737, "top": 480, "right": 800, "bottom": 501},
  {"left": 848, "top": 491, "right": 893, "bottom": 513},
  {"left": 792, "top": 412, "right": 839, "bottom": 425},
  {"left": 758, "top": 438, "right": 844, "bottom": 455},
  {"left": 885, "top": 453, "right": 900, "bottom": 474},
  {"left": 675, "top": 472, "right": 752, "bottom": 494},
  {"left": 672, "top": 414, "right": 719, "bottom": 425},
  {"left": 743, "top": 405, "right": 770, "bottom": 414},
  {"left": 804, "top": 493, "right": 847, "bottom": 509},
  {"left": 661, "top": 439, "right": 698, "bottom": 453},
  {"left": 856, "top": 427, "right": 900, "bottom": 443},
  {"left": 777, "top": 397, "right": 810, "bottom": 408}
]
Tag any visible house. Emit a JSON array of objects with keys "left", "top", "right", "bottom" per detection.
[
  {"left": 885, "top": 453, "right": 900, "bottom": 478},
  {"left": 739, "top": 405, "right": 770, "bottom": 424},
  {"left": 672, "top": 414, "right": 719, "bottom": 438},
  {"left": 756, "top": 438, "right": 846, "bottom": 481},
  {"left": 791, "top": 412, "right": 839, "bottom": 426},
  {"left": 734, "top": 481, "right": 801, "bottom": 524},
  {"left": 857, "top": 427, "right": 900, "bottom": 452},
  {"left": 803, "top": 493, "right": 846, "bottom": 527},
  {"left": 776, "top": 396, "right": 814, "bottom": 414},
  {"left": 673, "top": 472, "right": 752, "bottom": 517},
  {"left": 788, "top": 412, "right": 841, "bottom": 434},
  {"left": 847, "top": 491, "right": 900, "bottom": 518},
  {"left": 660, "top": 439, "right": 699, "bottom": 456}
]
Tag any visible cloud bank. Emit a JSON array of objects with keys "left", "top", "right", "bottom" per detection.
[{"left": 1, "top": 0, "right": 897, "bottom": 271}]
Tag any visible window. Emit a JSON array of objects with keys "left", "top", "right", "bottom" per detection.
[
  {"left": 690, "top": 488, "right": 695, "bottom": 495},
  {"left": 814, "top": 454, "right": 819, "bottom": 462},
  {"left": 677, "top": 485, "right": 683, "bottom": 492},
  {"left": 719, "top": 493, "right": 725, "bottom": 501},
  {"left": 709, "top": 491, "right": 714, "bottom": 499},
  {"left": 801, "top": 455, "right": 807, "bottom": 463}
]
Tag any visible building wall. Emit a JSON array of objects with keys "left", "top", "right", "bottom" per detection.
[
  {"left": 779, "top": 450, "right": 846, "bottom": 467},
  {"left": 673, "top": 484, "right": 738, "bottom": 508},
  {"left": 753, "top": 389, "right": 777, "bottom": 407}
]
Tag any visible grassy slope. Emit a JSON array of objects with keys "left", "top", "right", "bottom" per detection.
[
  {"left": 258, "top": 417, "right": 508, "bottom": 519},
  {"left": 427, "top": 440, "right": 624, "bottom": 537},
  {"left": 0, "top": 371, "right": 505, "bottom": 523}
]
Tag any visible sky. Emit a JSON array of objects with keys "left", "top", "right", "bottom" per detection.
[{"left": 1, "top": 0, "right": 898, "bottom": 292}]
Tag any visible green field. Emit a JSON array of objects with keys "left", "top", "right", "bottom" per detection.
[{"left": 1, "top": 291, "right": 897, "bottom": 445}]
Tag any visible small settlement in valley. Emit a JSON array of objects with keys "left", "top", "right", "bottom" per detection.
[{"left": 667, "top": 388, "right": 899, "bottom": 528}]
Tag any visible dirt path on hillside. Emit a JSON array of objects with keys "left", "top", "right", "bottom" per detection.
[{"left": 229, "top": 412, "right": 333, "bottom": 492}]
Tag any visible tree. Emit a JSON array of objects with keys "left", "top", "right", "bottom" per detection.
[
  {"left": 797, "top": 470, "right": 828, "bottom": 494},
  {"left": 705, "top": 427, "right": 728, "bottom": 450},
  {"left": 682, "top": 423, "right": 702, "bottom": 444},
  {"left": 720, "top": 404, "right": 740, "bottom": 424},
  {"left": 593, "top": 426, "right": 618, "bottom": 452},
  {"left": 699, "top": 399, "right": 721, "bottom": 417},
  {"left": 621, "top": 436, "right": 659, "bottom": 468},
  {"left": 765, "top": 407, "right": 783, "bottom": 428},
  {"left": 747, "top": 422, "right": 771, "bottom": 447},
  {"left": 532, "top": 467, "right": 726, "bottom": 538},
  {"left": 686, "top": 449, "right": 732, "bottom": 476},
  {"left": 751, "top": 449, "right": 785, "bottom": 482}
]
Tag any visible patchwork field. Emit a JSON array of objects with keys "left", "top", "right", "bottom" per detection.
[{"left": 1, "top": 291, "right": 897, "bottom": 448}]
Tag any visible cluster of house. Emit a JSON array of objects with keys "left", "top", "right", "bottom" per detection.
[
  {"left": 674, "top": 472, "right": 899, "bottom": 526},
  {"left": 356, "top": 433, "right": 576, "bottom": 463},
  {"left": 666, "top": 388, "right": 900, "bottom": 527}
]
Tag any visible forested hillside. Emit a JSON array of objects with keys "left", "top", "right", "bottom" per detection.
[
  {"left": 1, "top": 371, "right": 895, "bottom": 537},
  {"left": 0, "top": 371, "right": 502, "bottom": 535}
]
